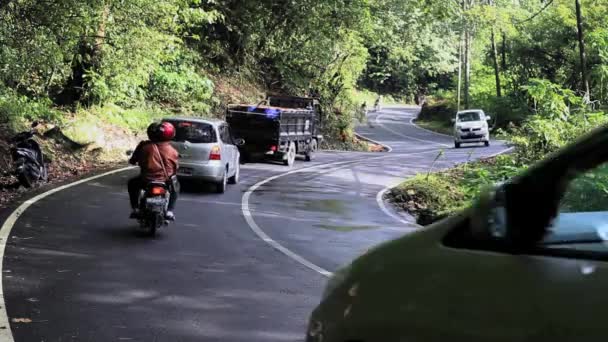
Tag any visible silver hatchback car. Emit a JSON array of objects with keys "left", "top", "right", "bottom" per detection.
[{"left": 162, "top": 118, "right": 243, "bottom": 193}]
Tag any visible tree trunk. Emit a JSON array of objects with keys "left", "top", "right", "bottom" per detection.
[
  {"left": 464, "top": 28, "right": 471, "bottom": 109},
  {"left": 93, "top": 3, "right": 111, "bottom": 61},
  {"left": 463, "top": 0, "right": 472, "bottom": 109},
  {"left": 457, "top": 32, "right": 463, "bottom": 111},
  {"left": 59, "top": 3, "right": 110, "bottom": 106},
  {"left": 575, "top": 0, "right": 590, "bottom": 100},
  {"left": 491, "top": 29, "right": 502, "bottom": 97},
  {"left": 501, "top": 32, "right": 507, "bottom": 71}
]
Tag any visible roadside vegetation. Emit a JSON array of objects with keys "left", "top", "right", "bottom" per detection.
[
  {"left": 388, "top": 0, "right": 608, "bottom": 225},
  {"left": 2, "top": 0, "right": 608, "bottom": 213}
]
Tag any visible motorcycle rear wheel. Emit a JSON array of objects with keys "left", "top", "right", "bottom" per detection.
[{"left": 148, "top": 214, "right": 161, "bottom": 237}]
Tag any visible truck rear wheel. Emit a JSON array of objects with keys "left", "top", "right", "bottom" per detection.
[
  {"left": 305, "top": 139, "right": 317, "bottom": 162},
  {"left": 283, "top": 142, "right": 296, "bottom": 167}
]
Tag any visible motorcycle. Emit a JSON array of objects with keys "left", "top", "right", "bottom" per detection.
[
  {"left": 10, "top": 122, "right": 48, "bottom": 188},
  {"left": 126, "top": 150, "right": 171, "bottom": 236},
  {"left": 136, "top": 181, "right": 171, "bottom": 236}
]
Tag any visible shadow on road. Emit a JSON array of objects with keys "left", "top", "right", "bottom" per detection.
[{"left": 99, "top": 224, "right": 171, "bottom": 242}]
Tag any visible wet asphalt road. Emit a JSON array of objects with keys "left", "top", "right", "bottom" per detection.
[{"left": 1, "top": 106, "right": 509, "bottom": 341}]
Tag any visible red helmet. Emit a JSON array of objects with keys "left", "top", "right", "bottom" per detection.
[{"left": 158, "top": 122, "right": 175, "bottom": 141}]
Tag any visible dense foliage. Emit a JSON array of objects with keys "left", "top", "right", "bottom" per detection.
[
  {"left": 0, "top": 0, "right": 468, "bottom": 140},
  {"left": 1, "top": 0, "right": 607, "bottom": 144}
]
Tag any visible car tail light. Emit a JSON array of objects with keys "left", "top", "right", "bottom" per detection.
[
  {"left": 210, "top": 145, "right": 221, "bottom": 160},
  {"left": 150, "top": 187, "right": 166, "bottom": 196}
]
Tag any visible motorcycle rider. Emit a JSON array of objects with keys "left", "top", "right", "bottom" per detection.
[{"left": 128, "top": 122, "right": 179, "bottom": 220}]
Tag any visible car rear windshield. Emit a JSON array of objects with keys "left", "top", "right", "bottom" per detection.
[
  {"left": 457, "top": 111, "right": 482, "bottom": 122},
  {"left": 165, "top": 120, "right": 217, "bottom": 143}
]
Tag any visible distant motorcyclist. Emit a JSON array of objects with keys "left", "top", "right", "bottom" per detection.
[
  {"left": 374, "top": 96, "right": 382, "bottom": 112},
  {"left": 128, "top": 122, "right": 179, "bottom": 220}
]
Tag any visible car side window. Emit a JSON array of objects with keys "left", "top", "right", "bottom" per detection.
[
  {"left": 219, "top": 125, "right": 233, "bottom": 145},
  {"left": 559, "top": 163, "right": 608, "bottom": 213}
]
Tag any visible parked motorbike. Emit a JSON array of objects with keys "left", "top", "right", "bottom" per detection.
[{"left": 10, "top": 122, "right": 48, "bottom": 188}]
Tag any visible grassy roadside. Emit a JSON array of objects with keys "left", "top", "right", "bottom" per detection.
[
  {"left": 386, "top": 154, "right": 524, "bottom": 225},
  {"left": 414, "top": 119, "right": 452, "bottom": 136},
  {"left": 0, "top": 75, "right": 266, "bottom": 208},
  {"left": 0, "top": 81, "right": 390, "bottom": 207},
  {"left": 413, "top": 98, "right": 455, "bottom": 136}
]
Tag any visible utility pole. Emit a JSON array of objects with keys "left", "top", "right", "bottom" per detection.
[
  {"left": 463, "top": 0, "right": 472, "bottom": 109},
  {"left": 575, "top": 0, "right": 590, "bottom": 101},
  {"left": 491, "top": 29, "right": 501, "bottom": 97},
  {"left": 457, "top": 32, "right": 463, "bottom": 110}
]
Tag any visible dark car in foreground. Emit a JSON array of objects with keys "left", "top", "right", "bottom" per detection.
[{"left": 307, "top": 124, "right": 608, "bottom": 342}]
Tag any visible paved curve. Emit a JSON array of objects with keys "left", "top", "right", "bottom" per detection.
[{"left": 0, "top": 106, "right": 508, "bottom": 341}]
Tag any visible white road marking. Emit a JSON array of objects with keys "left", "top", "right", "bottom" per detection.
[
  {"left": 375, "top": 186, "right": 419, "bottom": 227},
  {"left": 242, "top": 159, "right": 378, "bottom": 278},
  {"left": 0, "top": 167, "right": 135, "bottom": 341},
  {"left": 375, "top": 113, "right": 452, "bottom": 148},
  {"left": 354, "top": 133, "right": 393, "bottom": 153},
  {"left": 408, "top": 117, "right": 454, "bottom": 138},
  {"left": 373, "top": 144, "right": 515, "bottom": 228},
  {"left": 242, "top": 150, "right": 443, "bottom": 278},
  {"left": 488, "top": 146, "right": 515, "bottom": 157}
]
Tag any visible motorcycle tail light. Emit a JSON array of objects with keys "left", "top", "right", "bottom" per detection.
[{"left": 150, "top": 187, "right": 166, "bottom": 196}]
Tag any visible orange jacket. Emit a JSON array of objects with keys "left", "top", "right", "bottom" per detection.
[{"left": 130, "top": 141, "right": 179, "bottom": 182}]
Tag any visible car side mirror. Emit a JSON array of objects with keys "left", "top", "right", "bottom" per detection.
[
  {"left": 234, "top": 138, "right": 245, "bottom": 146},
  {"left": 470, "top": 180, "right": 558, "bottom": 251},
  {"left": 470, "top": 184, "right": 509, "bottom": 242},
  {"left": 486, "top": 116, "right": 492, "bottom": 121}
]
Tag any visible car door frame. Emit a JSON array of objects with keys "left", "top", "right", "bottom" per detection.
[
  {"left": 218, "top": 124, "right": 235, "bottom": 176},
  {"left": 225, "top": 124, "right": 239, "bottom": 173}
]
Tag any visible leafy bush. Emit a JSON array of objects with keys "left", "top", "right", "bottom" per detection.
[
  {"left": 521, "top": 79, "right": 585, "bottom": 120},
  {"left": 388, "top": 174, "right": 467, "bottom": 225},
  {"left": 82, "top": 104, "right": 169, "bottom": 134},
  {"left": 509, "top": 111, "right": 608, "bottom": 165},
  {"left": 418, "top": 99, "right": 456, "bottom": 123},
  {"left": 389, "top": 154, "right": 526, "bottom": 225},
  {"left": 0, "top": 90, "right": 63, "bottom": 131},
  {"left": 148, "top": 64, "right": 214, "bottom": 114}
]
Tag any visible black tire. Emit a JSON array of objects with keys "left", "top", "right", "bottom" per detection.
[
  {"left": 484, "top": 141, "right": 490, "bottom": 147},
  {"left": 18, "top": 172, "right": 33, "bottom": 188},
  {"left": 216, "top": 170, "right": 227, "bottom": 193},
  {"left": 305, "top": 139, "right": 317, "bottom": 162},
  {"left": 283, "top": 142, "right": 296, "bottom": 167},
  {"left": 454, "top": 142, "right": 461, "bottom": 149},
  {"left": 149, "top": 215, "right": 159, "bottom": 237},
  {"left": 228, "top": 163, "right": 240, "bottom": 184}
]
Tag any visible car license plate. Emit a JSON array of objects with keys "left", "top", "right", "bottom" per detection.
[{"left": 178, "top": 167, "right": 192, "bottom": 176}]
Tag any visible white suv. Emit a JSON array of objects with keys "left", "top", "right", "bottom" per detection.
[{"left": 452, "top": 109, "right": 491, "bottom": 148}]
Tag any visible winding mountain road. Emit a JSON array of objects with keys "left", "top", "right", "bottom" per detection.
[{"left": 0, "top": 106, "right": 509, "bottom": 341}]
